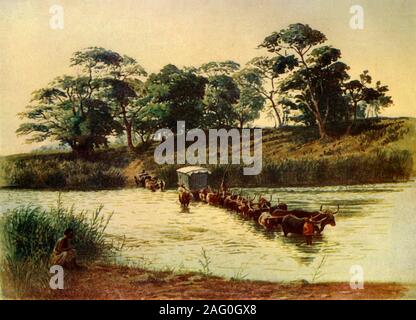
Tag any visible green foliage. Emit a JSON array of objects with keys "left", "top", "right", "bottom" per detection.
[
  {"left": 199, "top": 60, "right": 264, "bottom": 129},
  {"left": 203, "top": 74, "right": 240, "bottom": 128},
  {"left": 17, "top": 26, "right": 395, "bottom": 158},
  {"left": 243, "top": 55, "right": 297, "bottom": 127},
  {"left": 1, "top": 204, "right": 113, "bottom": 262},
  {"left": 154, "top": 148, "right": 412, "bottom": 188},
  {"left": 17, "top": 73, "right": 120, "bottom": 157},
  {"left": 144, "top": 64, "right": 207, "bottom": 131},
  {"left": 151, "top": 152, "right": 412, "bottom": 189},
  {"left": 198, "top": 248, "right": 212, "bottom": 276},
  {"left": 199, "top": 61, "right": 240, "bottom": 76},
  {"left": 259, "top": 23, "right": 392, "bottom": 137},
  {"left": 154, "top": 164, "right": 180, "bottom": 189},
  {"left": 0, "top": 202, "right": 114, "bottom": 297},
  {"left": 100, "top": 52, "right": 148, "bottom": 150},
  {"left": 2, "top": 159, "right": 126, "bottom": 190}
]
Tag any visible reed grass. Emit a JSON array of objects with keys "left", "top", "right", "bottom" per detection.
[
  {"left": 1, "top": 159, "right": 126, "bottom": 190},
  {"left": 0, "top": 200, "right": 114, "bottom": 298},
  {"left": 154, "top": 149, "right": 413, "bottom": 188}
]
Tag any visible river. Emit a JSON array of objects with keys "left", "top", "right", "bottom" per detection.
[{"left": 1, "top": 181, "right": 416, "bottom": 284}]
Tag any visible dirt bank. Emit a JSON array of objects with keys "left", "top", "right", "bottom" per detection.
[{"left": 38, "top": 264, "right": 407, "bottom": 300}]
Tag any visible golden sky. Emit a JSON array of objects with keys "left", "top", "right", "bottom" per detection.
[{"left": 1, "top": 0, "right": 415, "bottom": 155}]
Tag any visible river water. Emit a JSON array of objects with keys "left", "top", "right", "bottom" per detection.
[{"left": 1, "top": 181, "right": 416, "bottom": 284}]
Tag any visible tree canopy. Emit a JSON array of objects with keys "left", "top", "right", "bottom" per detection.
[{"left": 17, "top": 25, "right": 393, "bottom": 155}]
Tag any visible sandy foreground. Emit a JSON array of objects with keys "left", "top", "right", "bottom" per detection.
[{"left": 32, "top": 264, "right": 410, "bottom": 300}]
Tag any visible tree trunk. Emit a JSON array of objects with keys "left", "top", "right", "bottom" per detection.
[
  {"left": 125, "top": 121, "right": 134, "bottom": 151},
  {"left": 315, "top": 114, "right": 328, "bottom": 140},
  {"left": 345, "top": 102, "right": 357, "bottom": 135},
  {"left": 270, "top": 100, "right": 282, "bottom": 128},
  {"left": 72, "top": 143, "right": 92, "bottom": 159},
  {"left": 309, "top": 96, "right": 328, "bottom": 140},
  {"left": 120, "top": 103, "right": 135, "bottom": 152}
]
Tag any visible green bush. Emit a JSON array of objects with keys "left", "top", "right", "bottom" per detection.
[
  {"left": 1, "top": 203, "right": 113, "bottom": 262},
  {"left": 155, "top": 164, "right": 180, "bottom": 188},
  {"left": 196, "top": 149, "right": 413, "bottom": 188},
  {"left": 148, "top": 148, "right": 412, "bottom": 189},
  {"left": 2, "top": 159, "right": 126, "bottom": 190},
  {"left": 0, "top": 202, "right": 114, "bottom": 298}
]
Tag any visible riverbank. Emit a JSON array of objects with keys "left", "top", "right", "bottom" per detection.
[
  {"left": 1, "top": 117, "right": 415, "bottom": 189},
  {"left": 33, "top": 264, "right": 407, "bottom": 300}
]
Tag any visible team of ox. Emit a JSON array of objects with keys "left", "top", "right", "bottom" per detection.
[
  {"left": 134, "top": 170, "right": 166, "bottom": 192},
  {"left": 179, "top": 189, "right": 338, "bottom": 245}
]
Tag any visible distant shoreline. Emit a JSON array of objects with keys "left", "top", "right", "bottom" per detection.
[
  {"left": 0, "top": 177, "right": 414, "bottom": 193},
  {"left": 1, "top": 118, "right": 415, "bottom": 191}
]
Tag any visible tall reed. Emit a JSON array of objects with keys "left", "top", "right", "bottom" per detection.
[{"left": 0, "top": 200, "right": 114, "bottom": 298}]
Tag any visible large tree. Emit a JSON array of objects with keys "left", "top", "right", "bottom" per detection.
[
  {"left": 199, "top": 61, "right": 241, "bottom": 129},
  {"left": 103, "top": 56, "right": 147, "bottom": 151},
  {"left": 364, "top": 83, "right": 393, "bottom": 118},
  {"left": 144, "top": 64, "right": 207, "bottom": 131},
  {"left": 17, "top": 75, "right": 119, "bottom": 157},
  {"left": 243, "top": 55, "right": 297, "bottom": 127},
  {"left": 18, "top": 47, "right": 144, "bottom": 156},
  {"left": 260, "top": 23, "right": 347, "bottom": 138},
  {"left": 233, "top": 69, "right": 265, "bottom": 129},
  {"left": 343, "top": 70, "right": 391, "bottom": 133},
  {"left": 72, "top": 47, "right": 148, "bottom": 151}
]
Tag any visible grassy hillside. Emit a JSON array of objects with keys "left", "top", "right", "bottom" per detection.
[{"left": 1, "top": 117, "right": 415, "bottom": 189}]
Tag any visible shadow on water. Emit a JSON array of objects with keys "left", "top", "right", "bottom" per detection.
[
  {"left": 178, "top": 207, "right": 191, "bottom": 214},
  {"left": 220, "top": 203, "right": 341, "bottom": 267},
  {"left": 233, "top": 184, "right": 406, "bottom": 195}
]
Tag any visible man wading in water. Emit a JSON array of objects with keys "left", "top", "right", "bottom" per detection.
[
  {"left": 50, "top": 228, "right": 80, "bottom": 269},
  {"left": 178, "top": 183, "right": 187, "bottom": 196},
  {"left": 303, "top": 218, "right": 314, "bottom": 245}
]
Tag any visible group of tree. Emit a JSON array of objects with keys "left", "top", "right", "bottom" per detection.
[{"left": 18, "top": 23, "right": 393, "bottom": 156}]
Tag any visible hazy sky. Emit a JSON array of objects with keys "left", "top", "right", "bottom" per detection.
[{"left": 1, "top": 0, "right": 415, "bottom": 155}]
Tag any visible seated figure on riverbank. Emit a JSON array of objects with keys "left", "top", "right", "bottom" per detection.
[{"left": 50, "top": 228, "right": 79, "bottom": 269}]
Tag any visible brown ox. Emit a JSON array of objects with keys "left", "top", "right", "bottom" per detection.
[
  {"left": 206, "top": 192, "right": 220, "bottom": 206},
  {"left": 237, "top": 195, "right": 256, "bottom": 217},
  {"left": 179, "top": 191, "right": 192, "bottom": 207},
  {"left": 145, "top": 178, "right": 157, "bottom": 192},
  {"left": 199, "top": 188, "right": 209, "bottom": 203},
  {"left": 218, "top": 191, "right": 230, "bottom": 207},
  {"left": 245, "top": 195, "right": 271, "bottom": 220},
  {"left": 262, "top": 195, "right": 288, "bottom": 213},
  {"left": 223, "top": 194, "right": 238, "bottom": 211},
  {"left": 259, "top": 205, "right": 339, "bottom": 232}
]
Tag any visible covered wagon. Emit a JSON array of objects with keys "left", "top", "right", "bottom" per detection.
[{"left": 176, "top": 166, "right": 211, "bottom": 192}]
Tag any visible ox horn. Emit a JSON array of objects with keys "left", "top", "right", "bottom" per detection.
[
  {"left": 270, "top": 195, "right": 273, "bottom": 202},
  {"left": 313, "top": 217, "right": 327, "bottom": 224},
  {"left": 334, "top": 204, "right": 340, "bottom": 214},
  {"left": 311, "top": 213, "right": 321, "bottom": 221},
  {"left": 320, "top": 204, "right": 323, "bottom": 211}
]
